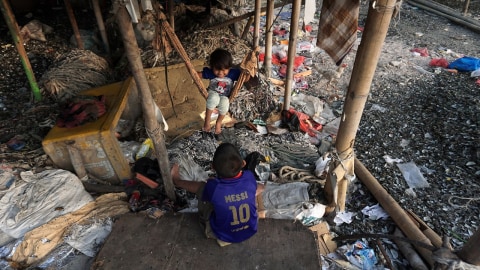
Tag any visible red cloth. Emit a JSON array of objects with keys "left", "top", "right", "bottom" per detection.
[
  {"left": 283, "top": 108, "right": 322, "bottom": 137},
  {"left": 316, "top": 0, "right": 360, "bottom": 65},
  {"left": 429, "top": 58, "right": 449, "bottom": 68},
  {"left": 411, "top": 47, "right": 429, "bottom": 57}
]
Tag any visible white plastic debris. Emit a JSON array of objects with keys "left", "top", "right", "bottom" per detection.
[
  {"left": 397, "top": 162, "right": 429, "bottom": 189},
  {"left": 361, "top": 203, "right": 389, "bottom": 220}
]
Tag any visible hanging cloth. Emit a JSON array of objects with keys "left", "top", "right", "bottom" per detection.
[{"left": 316, "top": 0, "right": 360, "bottom": 65}]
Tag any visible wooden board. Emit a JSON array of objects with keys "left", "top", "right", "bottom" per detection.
[{"left": 93, "top": 212, "right": 321, "bottom": 269}]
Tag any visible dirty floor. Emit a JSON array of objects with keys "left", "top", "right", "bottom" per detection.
[{"left": 93, "top": 213, "right": 321, "bottom": 269}]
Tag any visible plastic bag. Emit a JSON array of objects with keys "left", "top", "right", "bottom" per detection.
[{"left": 447, "top": 56, "right": 480, "bottom": 72}]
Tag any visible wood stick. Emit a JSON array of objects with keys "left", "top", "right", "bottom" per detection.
[
  {"left": 393, "top": 228, "right": 429, "bottom": 270},
  {"left": 156, "top": 5, "right": 208, "bottom": 99}
]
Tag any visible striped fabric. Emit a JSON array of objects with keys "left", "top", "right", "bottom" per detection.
[{"left": 316, "top": 0, "right": 360, "bottom": 65}]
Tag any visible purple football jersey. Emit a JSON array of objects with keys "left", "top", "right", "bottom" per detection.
[{"left": 202, "top": 170, "right": 258, "bottom": 243}]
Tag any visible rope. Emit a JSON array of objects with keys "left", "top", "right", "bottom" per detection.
[
  {"left": 277, "top": 166, "right": 325, "bottom": 185},
  {"left": 448, "top": 195, "right": 480, "bottom": 209},
  {"left": 156, "top": 8, "right": 177, "bottom": 118}
]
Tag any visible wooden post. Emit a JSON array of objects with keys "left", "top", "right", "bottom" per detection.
[
  {"left": 354, "top": 158, "right": 434, "bottom": 267},
  {"left": 241, "top": 16, "right": 254, "bottom": 40},
  {"left": 0, "top": 0, "right": 41, "bottom": 101},
  {"left": 207, "top": 0, "right": 293, "bottom": 31},
  {"left": 264, "top": 0, "right": 274, "bottom": 77},
  {"left": 457, "top": 227, "right": 480, "bottom": 266},
  {"left": 64, "top": 0, "right": 84, "bottom": 49},
  {"left": 463, "top": 0, "right": 471, "bottom": 15},
  {"left": 168, "top": 0, "right": 174, "bottom": 30},
  {"left": 323, "top": 0, "right": 396, "bottom": 212},
  {"left": 282, "top": 0, "right": 301, "bottom": 111},
  {"left": 115, "top": 6, "right": 176, "bottom": 200},
  {"left": 253, "top": 0, "right": 261, "bottom": 47},
  {"left": 92, "top": 0, "right": 110, "bottom": 54}
]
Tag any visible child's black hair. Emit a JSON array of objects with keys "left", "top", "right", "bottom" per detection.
[
  {"left": 209, "top": 48, "right": 233, "bottom": 70},
  {"left": 212, "top": 142, "right": 243, "bottom": 178}
]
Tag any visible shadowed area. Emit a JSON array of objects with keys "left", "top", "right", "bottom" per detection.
[{"left": 93, "top": 213, "right": 321, "bottom": 269}]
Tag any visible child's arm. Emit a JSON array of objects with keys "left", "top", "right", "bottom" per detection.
[
  {"left": 170, "top": 164, "right": 204, "bottom": 194},
  {"left": 256, "top": 183, "right": 265, "bottom": 196}
]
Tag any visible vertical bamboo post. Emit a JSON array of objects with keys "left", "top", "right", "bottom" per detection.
[
  {"left": 282, "top": 0, "right": 301, "bottom": 111},
  {"left": 64, "top": 0, "right": 84, "bottom": 49},
  {"left": 264, "top": 0, "right": 274, "bottom": 77},
  {"left": 116, "top": 5, "right": 176, "bottom": 200},
  {"left": 462, "top": 0, "right": 471, "bottom": 15},
  {"left": 168, "top": 0, "right": 174, "bottom": 30},
  {"left": 324, "top": 0, "right": 397, "bottom": 212},
  {"left": 0, "top": 0, "right": 41, "bottom": 101},
  {"left": 241, "top": 16, "right": 254, "bottom": 40},
  {"left": 253, "top": 0, "right": 261, "bottom": 47},
  {"left": 92, "top": 0, "right": 110, "bottom": 54}
]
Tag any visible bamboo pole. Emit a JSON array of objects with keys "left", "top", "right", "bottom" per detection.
[
  {"left": 253, "top": 0, "right": 261, "bottom": 47},
  {"left": 168, "top": 0, "right": 174, "bottom": 30},
  {"left": 463, "top": 0, "right": 471, "bottom": 15},
  {"left": 457, "top": 227, "right": 480, "bottom": 265},
  {"left": 92, "top": 0, "right": 110, "bottom": 54},
  {"left": 324, "top": 0, "right": 396, "bottom": 213},
  {"left": 0, "top": 0, "right": 41, "bottom": 101},
  {"left": 407, "top": 0, "right": 480, "bottom": 33},
  {"left": 115, "top": 5, "right": 176, "bottom": 200},
  {"left": 264, "top": 0, "right": 274, "bottom": 77},
  {"left": 282, "top": 0, "right": 301, "bottom": 111},
  {"left": 64, "top": 0, "right": 84, "bottom": 49},
  {"left": 207, "top": 0, "right": 292, "bottom": 31},
  {"left": 354, "top": 158, "right": 434, "bottom": 267}
]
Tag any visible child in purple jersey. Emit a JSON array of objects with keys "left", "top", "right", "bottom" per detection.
[
  {"left": 171, "top": 143, "right": 264, "bottom": 246},
  {"left": 198, "top": 48, "right": 241, "bottom": 138}
]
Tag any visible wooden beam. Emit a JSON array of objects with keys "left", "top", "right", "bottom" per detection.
[
  {"left": 207, "top": 0, "right": 293, "bottom": 30},
  {"left": 64, "top": 0, "right": 84, "bottom": 49}
]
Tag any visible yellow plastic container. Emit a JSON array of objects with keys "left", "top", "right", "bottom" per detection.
[{"left": 42, "top": 78, "right": 133, "bottom": 184}]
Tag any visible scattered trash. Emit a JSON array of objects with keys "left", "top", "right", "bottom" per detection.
[
  {"left": 383, "top": 155, "right": 403, "bottom": 164},
  {"left": 0, "top": 168, "right": 15, "bottom": 191},
  {"left": 314, "top": 153, "right": 331, "bottom": 179},
  {"left": 410, "top": 47, "right": 429, "bottom": 57},
  {"left": 333, "top": 211, "right": 355, "bottom": 225},
  {"left": 370, "top": 104, "right": 387, "bottom": 112},
  {"left": 471, "top": 68, "right": 480, "bottom": 77},
  {"left": 136, "top": 138, "right": 153, "bottom": 160},
  {"left": 361, "top": 203, "right": 389, "bottom": 220},
  {"left": 6, "top": 136, "right": 25, "bottom": 151},
  {"left": 336, "top": 240, "right": 378, "bottom": 270},
  {"left": 447, "top": 56, "right": 480, "bottom": 72},
  {"left": 396, "top": 162, "right": 429, "bottom": 189},
  {"left": 19, "top": 19, "right": 53, "bottom": 43},
  {"left": 295, "top": 202, "right": 326, "bottom": 226},
  {"left": 429, "top": 58, "right": 449, "bottom": 68}
]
